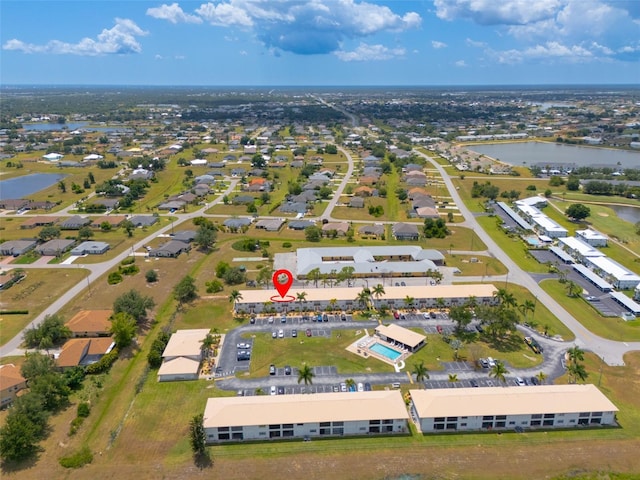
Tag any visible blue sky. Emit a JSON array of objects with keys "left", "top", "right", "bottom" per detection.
[{"left": 1, "top": 0, "right": 639, "bottom": 86}]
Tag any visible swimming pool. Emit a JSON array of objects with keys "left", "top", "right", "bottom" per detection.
[
  {"left": 525, "top": 236, "right": 540, "bottom": 246},
  {"left": 370, "top": 342, "right": 402, "bottom": 361}
]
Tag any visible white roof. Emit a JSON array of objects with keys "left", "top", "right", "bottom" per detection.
[
  {"left": 558, "top": 237, "right": 605, "bottom": 257},
  {"left": 588, "top": 256, "right": 640, "bottom": 283},
  {"left": 162, "top": 329, "right": 209, "bottom": 358},
  {"left": 375, "top": 324, "right": 426, "bottom": 348},
  {"left": 515, "top": 196, "right": 547, "bottom": 207},
  {"left": 237, "top": 284, "right": 498, "bottom": 305},
  {"left": 610, "top": 291, "right": 640, "bottom": 314},
  {"left": 576, "top": 229, "right": 607, "bottom": 241},
  {"left": 203, "top": 391, "right": 408, "bottom": 428},
  {"left": 158, "top": 357, "right": 200, "bottom": 376},
  {"left": 531, "top": 215, "right": 567, "bottom": 234},
  {"left": 572, "top": 264, "right": 613, "bottom": 290},
  {"left": 411, "top": 384, "right": 617, "bottom": 418}
]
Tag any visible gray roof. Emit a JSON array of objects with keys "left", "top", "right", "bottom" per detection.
[
  {"left": 0, "top": 239, "right": 37, "bottom": 255},
  {"left": 60, "top": 215, "right": 91, "bottom": 229},
  {"left": 288, "top": 220, "right": 315, "bottom": 230},
  {"left": 149, "top": 240, "right": 190, "bottom": 256},
  {"left": 172, "top": 230, "right": 197, "bottom": 243},
  {"left": 232, "top": 195, "right": 255, "bottom": 205},
  {"left": 36, "top": 239, "right": 75, "bottom": 253},
  {"left": 223, "top": 218, "right": 252, "bottom": 228},
  {"left": 358, "top": 225, "right": 385, "bottom": 236},
  {"left": 70, "top": 241, "right": 110, "bottom": 255},
  {"left": 279, "top": 202, "right": 308, "bottom": 214},
  {"left": 392, "top": 223, "right": 420, "bottom": 237},
  {"left": 129, "top": 215, "right": 158, "bottom": 227},
  {"left": 296, "top": 246, "right": 438, "bottom": 277},
  {"left": 255, "top": 218, "right": 285, "bottom": 231}
]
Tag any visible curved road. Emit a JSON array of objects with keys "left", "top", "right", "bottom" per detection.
[{"left": 414, "top": 149, "right": 640, "bottom": 365}]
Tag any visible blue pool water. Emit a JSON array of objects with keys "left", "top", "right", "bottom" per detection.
[
  {"left": 370, "top": 342, "right": 402, "bottom": 361},
  {"left": 525, "top": 237, "right": 540, "bottom": 246}
]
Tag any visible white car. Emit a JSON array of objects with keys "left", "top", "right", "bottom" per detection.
[
  {"left": 270, "top": 385, "right": 277, "bottom": 395},
  {"left": 278, "top": 329, "right": 284, "bottom": 338},
  {"left": 515, "top": 377, "right": 526, "bottom": 386},
  {"left": 357, "top": 382, "right": 364, "bottom": 392},
  {"left": 487, "top": 357, "right": 496, "bottom": 368}
]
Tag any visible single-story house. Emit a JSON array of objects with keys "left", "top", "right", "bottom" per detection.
[
  {"left": 70, "top": 241, "right": 110, "bottom": 256},
  {"left": 0, "top": 239, "right": 37, "bottom": 256},
  {"left": 415, "top": 206, "right": 440, "bottom": 219},
  {"left": 43, "top": 152, "right": 63, "bottom": 161},
  {"left": 65, "top": 310, "right": 113, "bottom": 337},
  {"left": 322, "top": 222, "right": 349, "bottom": 236},
  {"left": 291, "top": 191, "right": 318, "bottom": 203},
  {"left": 392, "top": 223, "right": 420, "bottom": 241},
  {"left": 358, "top": 225, "right": 385, "bottom": 237},
  {"left": 194, "top": 174, "right": 216, "bottom": 185},
  {"left": 255, "top": 218, "right": 285, "bottom": 232},
  {"left": 148, "top": 240, "right": 191, "bottom": 258},
  {"left": 411, "top": 384, "right": 618, "bottom": 433},
  {"left": 349, "top": 197, "right": 365, "bottom": 208},
  {"left": 157, "top": 329, "right": 209, "bottom": 382},
  {"left": 0, "top": 364, "right": 28, "bottom": 408},
  {"left": 36, "top": 239, "right": 75, "bottom": 256},
  {"left": 354, "top": 186, "right": 376, "bottom": 197},
  {"left": 203, "top": 391, "right": 409, "bottom": 443},
  {"left": 59, "top": 215, "right": 91, "bottom": 230},
  {"left": 90, "top": 198, "right": 120, "bottom": 210},
  {"left": 172, "top": 230, "right": 197, "bottom": 243},
  {"left": 232, "top": 195, "right": 255, "bottom": 205},
  {"left": 288, "top": 220, "right": 315, "bottom": 230},
  {"left": 158, "top": 200, "right": 186, "bottom": 211},
  {"left": 0, "top": 199, "right": 30, "bottom": 210},
  {"left": 91, "top": 215, "right": 126, "bottom": 228},
  {"left": 20, "top": 216, "right": 59, "bottom": 229},
  {"left": 129, "top": 215, "right": 159, "bottom": 227},
  {"left": 279, "top": 202, "right": 308, "bottom": 214},
  {"left": 56, "top": 337, "right": 115, "bottom": 369},
  {"left": 224, "top": 218, "right": 253, "bottom": 230}
]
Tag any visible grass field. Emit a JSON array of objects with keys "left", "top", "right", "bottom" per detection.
[
  {"left": 0, "top": 268, "right": 88, "bottom": 346},
  {"left": 446, "top": 254, "right": 507, "bottom": 276},
  {"left": 540, "top": 279, "right": 640, "bottom": 341}
]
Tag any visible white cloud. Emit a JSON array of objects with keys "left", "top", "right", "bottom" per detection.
[
  {"left": 492, "top": 41, "right": 594, "bottom": 64},
  {"left": 434, "top": 0, "right": 560, "bottom": 25},
  {"left": 2, "top": 18, "right": 147, "bottom": 55},
  {"left": 454, "top": 59, "right": 467, "bottom": 67},
  {"left": 431, "top": 40, "right": 447, "bottom": 49},
  {"left": 334, "top": 43, "right": 405, "bottom": 61},
  {"left": 195, "top": 2, "right": 253, "bottom": 27},
  {"left": 146, "top": 3, "right": 202, "bottom": 24},
  {"left": 148, "top": 1, "right": 420, "bottom": 55},
  {"left": 466, "top": 38, "right": 487, "bottom": 48}
]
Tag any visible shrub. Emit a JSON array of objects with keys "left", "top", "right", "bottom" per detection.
[
  {"left": 205, "top": 280, "right": 223, "bottom": 293},
  {"left": 69, "top": 416, "right": 84, "bottom": 435},
  {"left": 119, "top": 264, "right": 139, "bottom": 276},
  {"left": 59, "top": 445, "right": 93, "bottom": 469},
  {"left": 107, "top": 272, "right": 123, "bottom": 285},
  {"left": 145, "top": 270, "right": 158, "bottom": 283},
  {"left": 120, "top": 257, "right": 136, "bottom": 266},
  {"left": 282, "top": 242, "right": 292, "bottom": 248},
  {"left": 77, "top": 402, "right": 91, "bottom": 418},
  {"left": 85, "top": 348, "right": 119, "bottom": 375}
]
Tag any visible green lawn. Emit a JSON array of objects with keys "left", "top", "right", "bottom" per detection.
[
  {"left": 540, "top": 279, "right": 640, "bottom": 341},
  {"left": 446, "top": 254, "right": 507, "bottom": 276}
]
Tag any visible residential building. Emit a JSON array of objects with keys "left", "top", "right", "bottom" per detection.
[
  {"left": 575, "top": 229, "right": 608, "bottom": 247},
  {"left": 583, "top": 256, "right": 640, "bottom": 290},
  {"left": 374, "top": 324, "right": 426, "bottom": 353},
  {"left": 255, "top": 218, "right": 285, "bottom": 232},
  {"left": 59, "top": 215, "right": 91, "bottom": 230},
  {"left": 203, "top": 391, "right": 409, "bottom": 443},
  {"left": 129, "top": 215, "right": 159, "bottom": 228},
  {"left": 36, "top": 239, "right": 75, "bottom": 256},
  {"left": 0, "top": 239, "right": 37, "bottom": 256},
  {"left": 411, "top": 384, "right": 617, "bottom": 432},
  {"left": 148, "top": 240, "right": 191, "bottom": 258},
  {"left": 57, "top": 338, "right": 115, "bottom": 369},
  {"left": 65, "top": 310, "right": 113, "bottom": 337},
  {"left": 233, "top": 284, "right": 498, "bottom": 314},
  {"left": 157, "top": 329, "right": 209, "bottom": 382},
  {"left": 0, "top": 364, "right": 27, "bottom": 408},
  {"left": 392, "top": 223, "right": 420, "bottom": 240},
  {"left": 70, "top": 241, "right": 110, "bottom": 256}
]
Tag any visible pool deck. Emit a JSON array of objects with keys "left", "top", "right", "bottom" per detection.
[{"left": 346, "top": 330, "right": 410, "bottom": 371}]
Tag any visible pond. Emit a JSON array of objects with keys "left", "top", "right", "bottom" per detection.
[
  {"left": 466, "top": 142, "right": 640, "bottom": 170},
  {"left": 23, "top": 122, "right": 128, "bottom": 133},
  {"left": 0, "top": 173, "right": 67, "bottom": 200},
  {"left": 609, "top": 204, "right": 640, "bottom": 224}
]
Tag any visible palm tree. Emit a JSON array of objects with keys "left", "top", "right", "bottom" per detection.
[
  {"left": 297, "top": 364, "right": 315, "bottom": 386},
  {"left": 489, "top": 360, "right": 509, "bottom": 385},
  {"left": 404, "top": 295, "right": 415, "bottom": 310},
  {"left": 201, "top": 333, "right": 216, "bottom": 359},
  {"left": 568, "top": 362, "right": 589, "bottom": 383},
  {"left": 356, "top": 287, "right": 372, "bottom": 310},
  {"left": 228, "top": 290, "right": 243, "bottom": 311},
  {"left": 567, "top": 345, "right": 585, "bottom": 365},
  {"left": 448, "top": 373, "right": 459, "bottom": 386},
  {"left": 412, "top": 361, "right": 430, "bottom": 384},
  {"left": 465, "top": 296, "right": 478, "bottom": 309},
  {"left": 565, "top": 280, "right": 581, "bottom": 298},
  {"left": 372, "top": 284, "right": 385, "bottom": 301},
  {"left": 308, "top": 268, "right": 322, "bottom": 288},
  {"left": 520, "top": 299, "right": 536, "bottom": 321},
  {"left": 345, "top": 378, "right": 356, "bottom": 391},
  {"left": 435, "top": 297, "right": 446, "bottom": 310},
  {"left": 328, "top": 298, "right": 338, "bottom": 312},
  {"left": 536, "top": 371, "right": 547, "bottom": 385},
  {"left": 255, "top": 387, "right": 265, "bottom": 396},
  {"left": 296, "top": 291, "right": 308, "bottom": 311}
]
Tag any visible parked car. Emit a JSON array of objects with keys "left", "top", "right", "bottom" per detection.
[
  {"left": 236, "top": 342, "right": 251, "bottom": 349},
  {"left": 364, "top": 382, "right": 372, "bottom": 391},
  {"left": 292, "top": 329, "right": 297, "bottom": 338},
  {"left": 436, "top": 325, "right": 443, "bottom": 334},
  {"left": 306, "top": 328, "right": 312, "bottom": 337},
  {"left": 250, "top": 316, "right": 256, "bottom": 324},
  {"left": 268, "top": 316, "right": 274, "bottom": 324},
  {"left": 487, "top": 357, "right": 496, "bottom": 368},
  {"left": 423, "top": 312, "right": 430, "bottom": 319},
  {"left": 357, "top": 382, "right": 364, "bottom": 392},
  {"left": 270, "top": 385, "right": 277, "bottom": 395},
  {"left": 341, "top": 313, "right": 347, "bottom": 321},
  {"left": 281, "top": 315, "right": 287, "bottom": 323},
  {"left": 340, "top": 382, "right": 347, "bottom": 392},
  {"left": 322, "top": 314, "right": 328, "bottom": 322},
  {"left": 470, "top": 379, "right": 479, "bottom": 387},
  {"left": 515, "top": 377, "right": 526, "bottom": 386},
  {"left": 284, "top": 365, "right": 292, "bottom": 375},
  {"left": 401, "top": 281, "right": 406, "bottom": 286},
  {"left": 530, "top": 376, "right": 540, "bottom": 385},
  {"left": 393, "top": 311, "right": 400, "bottom": 319},
  {"left": 277, "top": 386, "right": 285, "bottom": 395},
  {"left": 479, "top": 358, "right": 489, "bottom": 368},
  {"left": 278, "top": 329, "right": 284, "bottom": 338},
  {"left": 272, "top": 331, "right": 277, "bottom": 339},
  {"left": 333, "top": 385, "right": 340, "bottom": 392},
  {"left": 269, "top": 364, "right": 276, "bottom": 375}
]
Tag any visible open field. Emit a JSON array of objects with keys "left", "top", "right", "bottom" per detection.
[
  {"left": 540, "top": 279, "right": 640, "bottom": 341},
  {"left": 0, "top": 268, "right": 88, "bottom": 346},
  {"left": 446, "top": 254, "right": 507, "bottom": 276}
]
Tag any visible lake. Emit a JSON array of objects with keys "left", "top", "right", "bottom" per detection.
[
  {"left": 467, "top": 142, "right": 640, "bottom": 170},
  {"left": 23, "top": 122, "right": 128, "bottom": 133},
  {"left": 0, "top": 173, "right": 67, "bottom": 200},
  {"left": 610, "top": 204, "right": 640, "bottom": 224}
]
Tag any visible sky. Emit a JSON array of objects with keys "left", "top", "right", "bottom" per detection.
[{"left": 1, "top": 0, "right": 639, "bottom": 86}]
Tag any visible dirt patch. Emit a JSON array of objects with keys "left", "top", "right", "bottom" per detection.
[{"left": 597, "top": 212, "right": 609, "bottom": 217}]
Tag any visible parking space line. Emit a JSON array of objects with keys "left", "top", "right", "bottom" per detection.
[{"left": 406, "top": 371, "right": 414, "bottom": 384}]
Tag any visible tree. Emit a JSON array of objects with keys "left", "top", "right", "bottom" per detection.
[
  {"left": 356, "top": 287, "right": 372, "bottom": 310},
  {"left": 412, "top": 360, "right": 429, "bottom": 384},
  {"left": 372, "top": 284, "right": 385, "bottom": 307},
  {"left": 58, "top": 180, "right": 67, "bottom": 193},
  {"left": 345, "top": 378, "right": 356, "bottom": 391},
  {"left": 174, "top": 275, "right": 198, "bottom": 305},
  {"left": 145, "top": 269, "right": 158, "bottom": 283},
  {"left": 520, "top": 299, "right": 536, "bottom": 321},
  {"left": 113, "top": 289, "right": 155, "bottom": 323},
  {"left": 296, "top": 291, "right": 307, "bottom": 310},
  {"left": 77, "top": 226, "right": 94, "bottom": 241},
  {"left": 39, "top": 225, "right": 61, "bottom": 241},
  {"left": 565, "top": 280, "right": 581, "bottom": 298},
  {"left": 256, "top": 265, "right": 273, "bottom": 289},
  {"left": 201, "top": 333, "right": 217, "bottom": 359},
  {"left": 29, "top": 373, "right": 70, "bottom": 410},
  {"left": 307, "top": 268, "right": 322, "bottom": 288},
  {"left": 121, "top": 219, "right": 135, "bottom": 237},
  {"left": 448, "top": 373, "right": 459, "bottom": 386},
  {"left": 0, "top": 412, "right": 41, "bottom": 463},
  {"left": 304, "top": 225, "right": 322, "bottom": 242},
  {"left": 489, "top": 361, "right": 509, "bottom": 384},
  {"left": 194, "top": 225, "right": 217, "bottom": 251},
  {"left": 21, "top": 352, "right": 57, "bottom": 381},
  {"left": 24, "top": 314, "right": 72, "bottom": 349},
  {"left": 565, "top": 203, "right": 591, "bottom": 221},
  {"left": 449, "top": 305, "right": 473, "bottom": 334},
  {"left": 567, "top": 345, "right": 585, "bottom": 365},
  {"left": 568, "top": 362, "right": 589, "bottom": 383},
  {"left": 297, "top": 364, "right": 315, "bottom": 386},
  {"left": 337, "top": 266, "right": 355, "bottom": 286},
  {"left": 189, "top": 413, "right": 206, "bottom": 457},
  {"left": 109, "top": 312, "right": 137, "bottom": 349},
  {"left": 229, "top": 290, "right": 243, "bottom": 310},
  {"left": 536, "top": 371, "right": 547, "bottom": 385}
]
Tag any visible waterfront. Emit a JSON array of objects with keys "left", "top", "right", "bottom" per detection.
[
  {"left": 0, "top": 173, "right": 67, "bottom": 200},
  {"left": 610, "top": 204, "right": 640, "bottom": 224},
  {"left": 467, "top": 142, "right": 640, "bottom": 170},
  {"left": 23, "top": 122, "right": 130, "bottom": 133}
]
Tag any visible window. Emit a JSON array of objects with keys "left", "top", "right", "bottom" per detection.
[
  {"left": 482, "top": 422, "right": 492, "bottom": 429},
  {"left": 333, "top": 422, "right": 344, "bottom": 427},
  {"left": 495, "top": 421, "right": 506, "bottom": 428},
  {"left": 435, "top": 417, "right": 446, "bottom": 422},
  {"left": 569, "top": 420, "right": 575, "bottom": 424},
  {"left": 496, "top": 415, "right": 506, "bottom": 421},
  {"left": 283, "top": 424, "right": 293, "bottom": 429},
  {"left": 310, "top": 429, "right": 317, "bottom": 433},
  {"left": 382, "top": 419, "right": 393, "bottom": 425},
  {"left": 333, "top": 427, "right": 344, "bottom": 435},
  {"left": 218, "top": 427, "right": 229, "bottom": 432},
  {"left": 590, "top": 418, "right": 602, "bottom": 424},
  {"left": 446, "top": 423, "right": 457, "bottom": 430},
  {"left": 447, "top": 417, "right": 458, "bottom": 422},
  {"left": 297, "top": 423, "right": 304, "bottom": 426},
  {"left": 269, "top": 431, "right": 281, "bottom": 438},
  {"left": 543, "top": 414, "right": 555, "bottom": 419},
  {"left": 231, "top": 432, "right": 243, "bottom": 440},
  {"left": 369, "top": 426, "right": 381, "bottom": 433},
  {"left": 460, "top": 423, "right": 467, "bottom": 427},
  {"left": 320, "top": 428, "right": 330, "bottom": 435},
  {"left": 557, "top": 420, "right": 564, "bottom": 424},
  {"left": 530, "top": 420, "right": 541, "bottom": 426},
  {"left": 482, "top": 415, "right": 493, "bottom": 421},
  {"left": 231, "top": 426, "right": 243, "bottom": 432},
  {"left": 578, "top": 418, "right": 589, "bottom": 425},
  {"left": 543, "top": 420, "right": 554, "bottom": 426},
  {"left": 592, "top": 412, "right": 602, "bottom": 417},
  {"left": 283, "top": 430, "right": 294, "bottom": 437},
  {"left": 218, "top": 433, "right": 230, "bottom": 440},
  {"left": 508, "top": 421, "right": 515, "bottom": 425},
  {"left": 434, "top": 423, "right": 445, "bottom": 430},
  {"left": 579, "top": 412, "right": 590, "bottom": 418},
  {"left": 320, "top": 422, "right": 331, "bottom": 427},
  {"left": 369, "top": 420, "right": 381, "bottom": 425},
  {"left": 259, "top": 432, "right": 266, "bottom": 436},
  {"left": 521, "top": 422, "right": 528, "bottom": 425},
  {"left": 531, "top": 414, "right": 542, "bottom": 420},
  {"left": 269, "top": 424, "right": 280, "bottom": 430}
]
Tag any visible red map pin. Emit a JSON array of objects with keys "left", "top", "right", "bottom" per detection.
[{"left": 273, "top": 269, "right": 294, "bottom": 298}]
